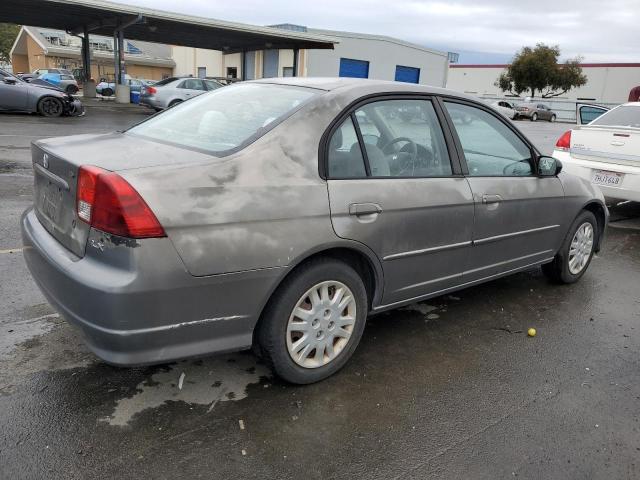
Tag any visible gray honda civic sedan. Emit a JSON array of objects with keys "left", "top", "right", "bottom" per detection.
[{"left": 22, "top": 78, "right": 607, "bottom": 384}]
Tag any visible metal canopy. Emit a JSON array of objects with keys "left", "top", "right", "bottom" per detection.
[{"left": 0, "top": 0, "right": 336, "bottom": 54}]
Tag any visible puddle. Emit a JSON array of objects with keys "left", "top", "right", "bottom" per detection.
[
  {"left": 400, "top": 302, "right": 438, "bottom": 316},
  {"left": 102, "top": 354, "right": 270, "bottom": 426},
  {"left": 0, "top": 313, "right": 59, "bottom": 359}
]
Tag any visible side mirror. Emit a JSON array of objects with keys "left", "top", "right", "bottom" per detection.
[
  {"left": 538, "top": 156, "right": 562, "bottom": 176},
  {"left": 3, "top": 77, "right": 17, "bottom": 85}
]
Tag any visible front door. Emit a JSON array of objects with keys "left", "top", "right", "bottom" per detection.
[
  {"left": 0, "top": 74, "right": 29, "bottom": 111},
  {"left": 442, "top": 100, "right": 565, "bottom": 281},
  {"left": 326, "top": 97, "right": 474, "bottom": 306}
]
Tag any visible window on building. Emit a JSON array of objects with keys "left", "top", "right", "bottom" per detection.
[
  {"left": 226, "top": 67, "right": 238, "bottom": 79},
  {"left": 282, "top": 67, "right": 294, "bottom": 77},
  {"left": 197, "top": 67, "right": 206, "bottom": 79},
  {"left": 394, "top": 65, "right": 420, "bottom": 84},
  {"left": 338, "top": 58, "right": 369, "bottom": 78}
]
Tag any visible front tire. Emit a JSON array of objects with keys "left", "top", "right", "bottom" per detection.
[
  {"left": 531, "top": 113, "right": 538, "bottom": 121},
  {"left": 542, "top": 210, "right": 597, "bottom": 284},
  {"left": 257, "top": 259, "right": 368, "bottom": 384},
  {"left": 37, "top": 96, "right": 64, "bottom": 117},
  {"left": 550, "top": 114, "right": 556, "bottom": 122},
  {"left": 65, "top": 84, "right": 78, "bottom": 94}
]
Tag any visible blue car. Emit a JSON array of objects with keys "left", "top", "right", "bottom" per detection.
[
  {"left": 96, "top": 78, "right": 155, "bottom": 98},
  {"left": 39, "top": 72, "right": 79, "bottom": 94}
]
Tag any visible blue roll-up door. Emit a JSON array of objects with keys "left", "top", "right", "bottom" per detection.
[
  {"left": 263, "top": 49, "right": 279, "bottom": 78},
  {"left": 339, "top": 58, "right": 369, "bottom": 78},
  {"left": 395, "top": 65, "right": 420, "bottom": 83}
]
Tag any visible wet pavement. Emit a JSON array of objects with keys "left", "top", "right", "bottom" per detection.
[{"left": 1, "top": 109, "right": 639, "bottom": 479}]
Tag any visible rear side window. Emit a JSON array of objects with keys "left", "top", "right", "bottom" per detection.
[
  {"left": 128, "top": 83, "right": 318, "bottom": 155},
  {"left": 179, "top": 79, "right": 205, "bottom": 90},
  {"left": 327, "top": 117, "right": 366, "bottom": 178},
  {"left": 61, "top": 75, "right": 74, "bottom": 80}
]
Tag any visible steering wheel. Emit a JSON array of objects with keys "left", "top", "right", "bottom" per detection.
[
  {"left": 502, "top": 159, "right": 532, "bottom": 176},
  {"left": 382, "top": 137, "right": 418, "bottom": 176}
]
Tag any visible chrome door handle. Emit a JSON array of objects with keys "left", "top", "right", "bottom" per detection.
[
  {"left": 482, "top": 194, "right": 503, "bottom": 204},
  {"left": 349, "top": 203, "right": 383, "bottom": 216}
]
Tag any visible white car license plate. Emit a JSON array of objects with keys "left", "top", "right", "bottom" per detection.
[{"left": 592, "top": 170, "right": 624, "bottom": 187}]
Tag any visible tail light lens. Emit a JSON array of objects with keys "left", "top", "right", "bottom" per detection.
[
  {"left": 76, "top": 166, "right": 166, "bottom": 238},
  {"left": 555, "top": 130, "right": 572, "bottom": 151},
  {"left": 147, "top": 86, "right": 157, "bottom": 95}
]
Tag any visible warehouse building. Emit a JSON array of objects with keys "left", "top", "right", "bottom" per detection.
[
  {"left": 448, "top": 63, "right": 640, "bottom": 104},
  {"left": 172, "top": 24, "right": 449, "bottom": 87},
  {"left": 10, "top": 26, "right": 175, "bottom": 81}
]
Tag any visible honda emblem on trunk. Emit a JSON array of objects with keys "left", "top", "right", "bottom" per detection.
[{"left": 43, "top": 153, "right": 49, "bottom": 169}]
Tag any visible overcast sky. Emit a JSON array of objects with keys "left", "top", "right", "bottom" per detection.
[{"left": 113, "top": 0, "right": 639, "bottom": 63}]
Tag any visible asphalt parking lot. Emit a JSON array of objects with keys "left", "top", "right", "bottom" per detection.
[{"left": 1, "top": 107, "right": 639, "bottom": 479}]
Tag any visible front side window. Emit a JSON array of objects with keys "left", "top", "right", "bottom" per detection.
[
  {"left": 128, "top": 83, "right": 318, "bottom": 154},
  {"left": 445, "top": 102, "right": 533, "bottom": 176},
  {"left": 353, "top": 99, "right": 452, "bottom": 177}
]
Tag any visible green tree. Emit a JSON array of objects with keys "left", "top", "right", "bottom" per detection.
[
  {"left": 495, "top": 43, "right": 587, "bottom": 98},
  {"left": 0, "top": 23, "right": 21, "bottom": 64}
]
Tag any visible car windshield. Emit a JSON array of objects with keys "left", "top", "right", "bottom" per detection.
[
  {"left": 590, "top": 106, "right": 640, "bottom": 128},
  {"left": 128, "top": 83, "right": 319, "bottom": 154}
]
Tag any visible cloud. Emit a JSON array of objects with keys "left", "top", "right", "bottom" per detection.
[{"left": 112, "top": 0, "right": 640, "bottom": 62}]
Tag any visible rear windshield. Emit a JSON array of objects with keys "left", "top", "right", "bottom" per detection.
[
  {"left": 153, "top": 77, "right": 179, "bottom": 86},
  {"left": 591, "top": 106, "right": 640, "bottom": 128},
  {"left": 128, "top": 83, "right": 318, "bottom": 155}
]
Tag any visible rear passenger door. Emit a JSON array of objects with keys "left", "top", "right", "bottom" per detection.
[
  {"left": 177, "top": 78, "right": 207, "bottom": 100},
  {"left": 325, "top": 97, "right": 475, "bottom": 306},
  {"left": 442, "top": 100, "right": 565, "bottom": 281}
]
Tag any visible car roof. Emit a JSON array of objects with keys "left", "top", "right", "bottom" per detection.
[{"left": 248, "top": 77, "right": 478, "bottom": 101}]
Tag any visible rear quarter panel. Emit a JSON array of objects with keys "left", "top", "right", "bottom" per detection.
[{"left": 120, "top": 91, "right": 351, "bottom": 276}]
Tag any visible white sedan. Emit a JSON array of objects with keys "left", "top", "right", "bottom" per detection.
[
  {"left": 490, "top": 100, "right": 517, "bottom": 119},
  {"left": 553, "top": 102, "right": 640, "bottom": 202}
]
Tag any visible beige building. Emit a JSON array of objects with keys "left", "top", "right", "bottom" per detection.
[
  {"left": 10, "top": 26, "right": 174, "bottom": 81},
  {"left": 447, "top": 63, "right": 640, "bottom": 104}
]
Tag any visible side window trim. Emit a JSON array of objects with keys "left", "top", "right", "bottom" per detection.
[
  {"left": 320, "top": 93, "right": 463, "bottom": 180},
  {"left": 437, "top": 97, "right": 540, "bottom": 177},
  {"left": 350, "top": 112, "right": 372, "bottom": 176}
]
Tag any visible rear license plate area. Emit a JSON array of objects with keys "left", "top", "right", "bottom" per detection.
[{"left": 592, "top": 170, "right": 624, "bottom": 187}]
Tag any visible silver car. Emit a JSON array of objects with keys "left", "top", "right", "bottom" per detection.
[
  {"left": 21, "top": 78, "right": 607, "bottom": 384},
  {"left": 515, "top": 102, "right": 557, "bottom": 122},
  {"left": 139, "top": 76, "right": 222, "bottom": 111},
  {"left": 0, "top": 68, "right": 83, "bottom": 117}
]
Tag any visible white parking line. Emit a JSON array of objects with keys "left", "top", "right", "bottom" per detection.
[{"left": 0, "top": 248, "right": 23, "bottom": 254}]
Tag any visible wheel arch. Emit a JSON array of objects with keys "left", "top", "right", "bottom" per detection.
[
  {"left": 582, "top": 200, "right": 607, "bottom": 252},
  {"left": 252, "top": 241, "right": 384, "bottom": 343}
]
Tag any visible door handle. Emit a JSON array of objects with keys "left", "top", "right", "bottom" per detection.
[
  {"left": 349, "top": 203, "right": 382, "bottom": 216},
  {"left": 482, "top": 194, "right": 503, "bottom": 204}
]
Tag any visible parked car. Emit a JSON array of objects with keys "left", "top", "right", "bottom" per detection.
[
  {"left": 515, "top": 102, "right": 556, "bottom": 122},
  {"left": 21, "top": 78, "right": 607, "bottom": 384},
  {"left": 491, "top": 100, "right": 517, "bottom": 119},
  {"left": 96, "top": 78, "right": 156, "bottom": 97},
  {"left": 0, "top": 68, "right": 83, "bottom": 117},
  {"left": 553, "top": 102, "right": 639, "bottom": 202},
  {"left": 139, "top": 76, "right": 223, "bottom": 111},
  {"left": 39, "top": 72, "right": 79, "bottom": 94}
]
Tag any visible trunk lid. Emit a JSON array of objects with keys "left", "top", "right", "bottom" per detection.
[
  {"left": 571, "top": 126, "right": 640, "bottom": 167},
  {"left": 31, "top": 132, "right": 215, "bottom": 257}
]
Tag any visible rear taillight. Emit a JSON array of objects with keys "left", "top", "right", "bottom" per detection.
[
  {"left": 76, "top": 166, "right": 165, "bottom": 238},
  {"left": 147, "top": 86, "right": 157, "bottom": 95},
  {"left": 555, "top": 130, "right": 572, "bottom": 151}
]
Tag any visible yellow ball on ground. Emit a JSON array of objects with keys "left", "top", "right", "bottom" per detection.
[{"left": 527, "top": 328, "right": 537, "bottom": 337}]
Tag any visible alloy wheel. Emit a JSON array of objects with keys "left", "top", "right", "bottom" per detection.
[
  {"left": 568, "top": 222, "right": 594, "bottom": 274},
  {"left": 286, "top": 281, "right": 356, "bottom": 368}
]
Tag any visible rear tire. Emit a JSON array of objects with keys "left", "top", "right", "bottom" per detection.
[
  {"left": 542, "top": 210, "right": 597, "bottom": 284},
  {"left": 531, "top": 113, "right": 538, "bottom": 121},
  {"left": 101, "top": 88, "right": 114, "bottom": 97},
  {"left": 257, "top": 259, "right": 368, "bottom": 384},
  {"left": 168, "top": 99, "right": 182, "bottom": 108},
  {"left": 550, "top": 114, "right": 556, "bottom": 122},
  {"left": 37, "top": 96, "right": 64, "bottom": 117}
]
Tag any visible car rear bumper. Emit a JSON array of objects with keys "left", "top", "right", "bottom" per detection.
[
  {"left": 21, "top": 208, "right": 282, "bottom": 366},
  {"left": 554, "top": 150, "right": 640, "bottom": 202},
  {"left": 139, "top": 96, "right": 163, "bottom": 109}
]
